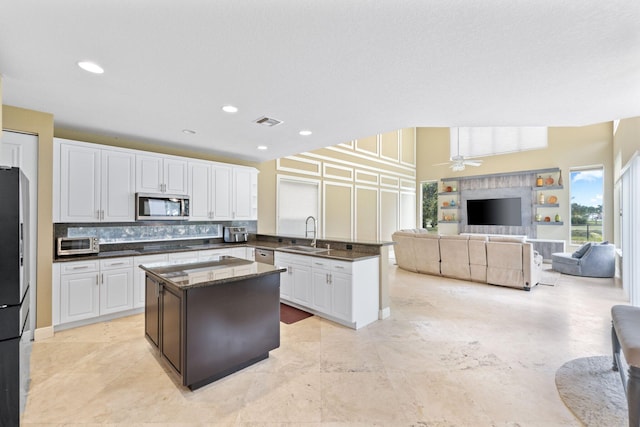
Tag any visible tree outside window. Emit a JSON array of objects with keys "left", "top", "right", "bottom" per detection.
[
  {"left": 570, "top": 168, "right": 604, "bottom": 244},
  {"left": 421, "top": 181, "right": 438, "bottom": 232}
]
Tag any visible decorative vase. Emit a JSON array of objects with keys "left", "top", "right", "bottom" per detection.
[
  {"left": 558, "top": 170, "right": 563, "bottom": 186},
  {"left": 555, "top": 214, "right": 561, "bottom": 222},
  {"left": 535, "top": 213, "right": 542, "bottom": 222},
  {"left": 536, "top": 176, "right": 543, "bottom": 187},
  {"left": 539, "top": 193, "right": 545, "bottom": 204},
  {"left": 545, "top": 175, "right": 554, "bottom": 186}
]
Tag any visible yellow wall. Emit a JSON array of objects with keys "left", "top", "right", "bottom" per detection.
[
  {"left": 416, "top": 123, "right": 614, "bottom": 246},
  {"left": 613, "top": 117, "right": 640, "bottom": 179},
  {"left": 2, "top": 105, "right": 55, "bottom": 330}
]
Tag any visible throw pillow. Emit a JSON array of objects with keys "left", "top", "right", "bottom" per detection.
[{"left": 572, "top": 242, "right": 591, "bottom": 258}]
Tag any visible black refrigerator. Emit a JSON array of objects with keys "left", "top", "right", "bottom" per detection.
[{"left": 0, "top": 166, "right": 31, "bottom": 426}]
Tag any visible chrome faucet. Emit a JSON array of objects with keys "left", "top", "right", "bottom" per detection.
[{"left": 305, "top": 216, "right": 317, "bottom": 247}]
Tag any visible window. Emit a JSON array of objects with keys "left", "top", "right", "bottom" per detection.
[
  {"left": 570, "top": 167, "right": 604, "bottom": 244},
  {"left": 451, "top": 127, "right": 548, "bottom": 158},
  {"left": 277, "top": 177, "right": 320, "bottom": 237},
  {"left": 421, "top": 181, "right": 438, "bottom": 232}
]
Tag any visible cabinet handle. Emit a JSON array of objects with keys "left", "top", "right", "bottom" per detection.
[
  {"left": 96, "top": 275, "right": 99, "bottom": 285},
  {"left": 288, "top": 266, "right": 293, "bottom": 275},
  {"left": 334, "top": 265, "right": 344, "bottom": 270},
  {"left": 101, "top": 273, "right": 104, "bottom": 284},
  {"left": 96, "top": 210, "right": 101, "bottom": 219},
  {"left": 71, "top": 265, "right": 89, "bottom": 270},
  {"left": 109, "top": 262, "right": 127, "bottom": 266}
]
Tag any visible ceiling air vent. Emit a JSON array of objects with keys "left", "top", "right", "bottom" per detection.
[{"left": 254, "top": 116, "right": 283, "bottom": 127}]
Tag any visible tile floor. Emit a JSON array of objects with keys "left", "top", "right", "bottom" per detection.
[{"left": 22, "top": 264, "right": 627, "bottom": 426}]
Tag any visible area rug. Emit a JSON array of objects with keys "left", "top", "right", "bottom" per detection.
[
  {"left": 555, "top": 355, "right": 627, "bottom": 427},
  {"left": 280, "top": 303, "right": 313, "bottom": 324}
]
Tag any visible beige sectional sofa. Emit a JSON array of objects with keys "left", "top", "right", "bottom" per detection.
[{"left": 392, "top": 230, "right": 542, "bottom": 291}]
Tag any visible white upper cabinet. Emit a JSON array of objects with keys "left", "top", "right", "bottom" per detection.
[
  {"left": 212, "top": 165, "right": 233, "bottom": 220},
  {"left": 57, "top": 139, "right": 135, "bottom": 222},
  {"left": 233, "top": 167, "right": 258, "bottom": 220},
  {"left": 136, "top": 154, "right": 188, "bottom": 194},
  {"left": 190, "top": 162, "right": 259, "bottom": 221},
  {"left": 55, "top": 138, "right": 256, "bottom": 223},
  {"left": 188, "top": 161, "right": 212, "bottom": 220}
]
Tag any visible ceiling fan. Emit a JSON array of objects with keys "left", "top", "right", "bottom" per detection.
[{"left": 433, "top": 128, "right": 483, "bottom": 171}]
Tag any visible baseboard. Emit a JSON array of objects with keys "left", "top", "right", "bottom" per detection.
[
  {"left": 379, "top": 307, "right": 391, "bottom": 319},
  {"left": 34, "top": 326, "right": 54, "bottom": 341}
]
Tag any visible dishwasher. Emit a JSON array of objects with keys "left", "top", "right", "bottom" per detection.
[{"left": 254, "top": 248, "right": 274, "bottom": 265}]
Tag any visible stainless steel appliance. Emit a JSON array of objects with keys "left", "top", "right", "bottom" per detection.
[
  {"left": 224, "top": 226, "right": 248, "bottom": 243},
  {"left": 0, "top": 167, "right": 31, "bottom": 425},
  {"left": 254, "top": 248, "right": 274, "bottom": 265},
  {"left": 57, "top": 236, "right": 99, "bottom": 256},
  {"left": 136, "top": 193, "right": 190, "bottom": 220}
]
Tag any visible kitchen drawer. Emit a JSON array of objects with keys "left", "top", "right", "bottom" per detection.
[
  {"left": 330, "top": 259, "right": 352, "bottom": 274},
  {"left": 100, "top": 257, "right": 134, "bottom": 271},
  {"left": 60, "top": 260, "right": 99, "bottom": 274}
]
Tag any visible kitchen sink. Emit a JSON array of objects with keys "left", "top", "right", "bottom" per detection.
[{"left": 283, "top": 245, "right": 328, "bottom": 254}]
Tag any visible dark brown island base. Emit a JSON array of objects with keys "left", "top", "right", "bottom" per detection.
[{"left": 140, "top": 256, "right": 286, "bottom": 390}]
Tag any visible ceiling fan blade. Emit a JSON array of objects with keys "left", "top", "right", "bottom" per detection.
[
  {"left": 432, "top": 162, "right": 451, "bottom": 166},
  {"left": 464, "top": 160, "right": 483, "bottom": 166}
]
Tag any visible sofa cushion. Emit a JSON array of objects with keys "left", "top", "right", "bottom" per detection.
[
  {"left": 413, "top": 233, "right": 441, "bottom": 275},
  {"left": 440, "top": 235, "right": 470, "bottom": 280},
  {"left": 572, "top": 242, "right": 591, "bottom": 258}
]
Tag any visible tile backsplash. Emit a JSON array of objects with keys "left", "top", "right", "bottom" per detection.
[{"left": 67, "top": 223, "right": 223, "bottom": 244}]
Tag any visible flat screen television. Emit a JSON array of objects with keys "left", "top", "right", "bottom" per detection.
[{"left": 466, "top": 197, "right": 522, "bottom": 226}]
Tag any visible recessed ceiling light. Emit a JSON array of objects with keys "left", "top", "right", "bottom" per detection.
[
  {"left": 182, "top": 129, "right": 196, "bottom": 135},
  {"left": 257, "top": 145, "right": 268, "bottom": 150},
  {"left": 222, "top": 105, "right": 238, "bottom": 113},
  {"left": 299, "top": 130, "right": 312, "bottom": 136},
  {"left": 77, "top": 61, "right": 104, "bottom": 74}
]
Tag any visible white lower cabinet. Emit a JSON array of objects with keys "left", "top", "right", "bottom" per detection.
[
  {"left": 275, "top": 252, "right": 312, "bottom": 306},
  {"left": 134, "top": 254, "right": 169, "bottom": 308},
  {"left": 56, "top": 258, "right": 134, "bottom": 325},
  {"left": 275, "top": 252, "right": 379, "bottom": 329}
]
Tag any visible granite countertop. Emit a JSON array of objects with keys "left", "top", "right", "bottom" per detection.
[
  {"left": 140, "top": 256, "right": 286, "bottom": 290},
  {"left": 55, "top": 235, "right": 388, "bottom": 263}
]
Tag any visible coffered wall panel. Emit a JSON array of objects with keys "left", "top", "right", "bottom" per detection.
[{"left": 272, "top": 127, "right": 417, "bottom": 241}]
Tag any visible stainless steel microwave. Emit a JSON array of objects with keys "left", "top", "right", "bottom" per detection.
[
  {"left": 57, "top": 236, "right": 99, "bottom": 256},
  {"left": 135, "top": 193, "right": 190, "bottom": 220}
]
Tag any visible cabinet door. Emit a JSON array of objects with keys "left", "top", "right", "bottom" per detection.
[
  {"left": 212, "top": 165, "right": 232, "bottom": 220},
  {"left": 60, "top": 272, "right": 100, "bottom": 323},
  {"left": 100, "top": 268, "right": 134, "bottom": 315},
  {"left": 233, "top": 168, "right": 256, "bottom": 220},
  {"left": 101, "top": 149, "right": 135, "bottom": 222},
  {"left": 230, "top": 247, "right": 247, "bottom": 259},
  {"left": 311, "top": 268, "right": 331, "bottom": 313},
  {"left": 291, "top": 264, "right": 312, "bottom": 305},
  {"left": 164, "top": 158, "right": 188, "bottom": 195},
  {"left": 275, "top": 253, "right": 293, "bottom": 300},
  {"left": 59, "top": 143, "right": 101, "bottom": 222},
  {"left": 330, "top": 272, "right": 352, "bottom": 322},
  {"left": 198, "top": 249, "right": 230, "bottom": 261},
  {"left": 188, "top": 162, "right": 211, "bottom": 220},
  {"left": 134, "top": 254, "right": 168, "bottom": 309},
  {"left": 145, "top": 276, "right": 160, "bottom": 346},
  {"left": 161, "top": 285, "right": 182, "bottom": 374},
  {"left": 136, "top": 154, "right": 163, "bottom": 193}
]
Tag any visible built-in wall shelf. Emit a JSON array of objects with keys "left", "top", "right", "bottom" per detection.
[
  {"left": 535, "top": 221, "right": 564, "bottom": 226},
  {"left": 440, "top": 220, "right": 461, "bottom": 224},
  {"left": 438, "top": 191, "right": 459, "bottom": 196},
  {"left": 441, "top": 207, "right": 460, "bottom": 210},
  {"left": 534, "top": 184, "right": 563, "bottom": 191},
  {"left": 534, "top": 203, "right": 559, "bottom": 208}
]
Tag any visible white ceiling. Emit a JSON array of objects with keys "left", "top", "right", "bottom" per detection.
[{"left": 1, "top": 1, "right": 639, "bottom": 163}]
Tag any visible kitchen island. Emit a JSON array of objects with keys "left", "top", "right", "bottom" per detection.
[{"left": 140, "top": 256, "right": 285, "bottom": 390}]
